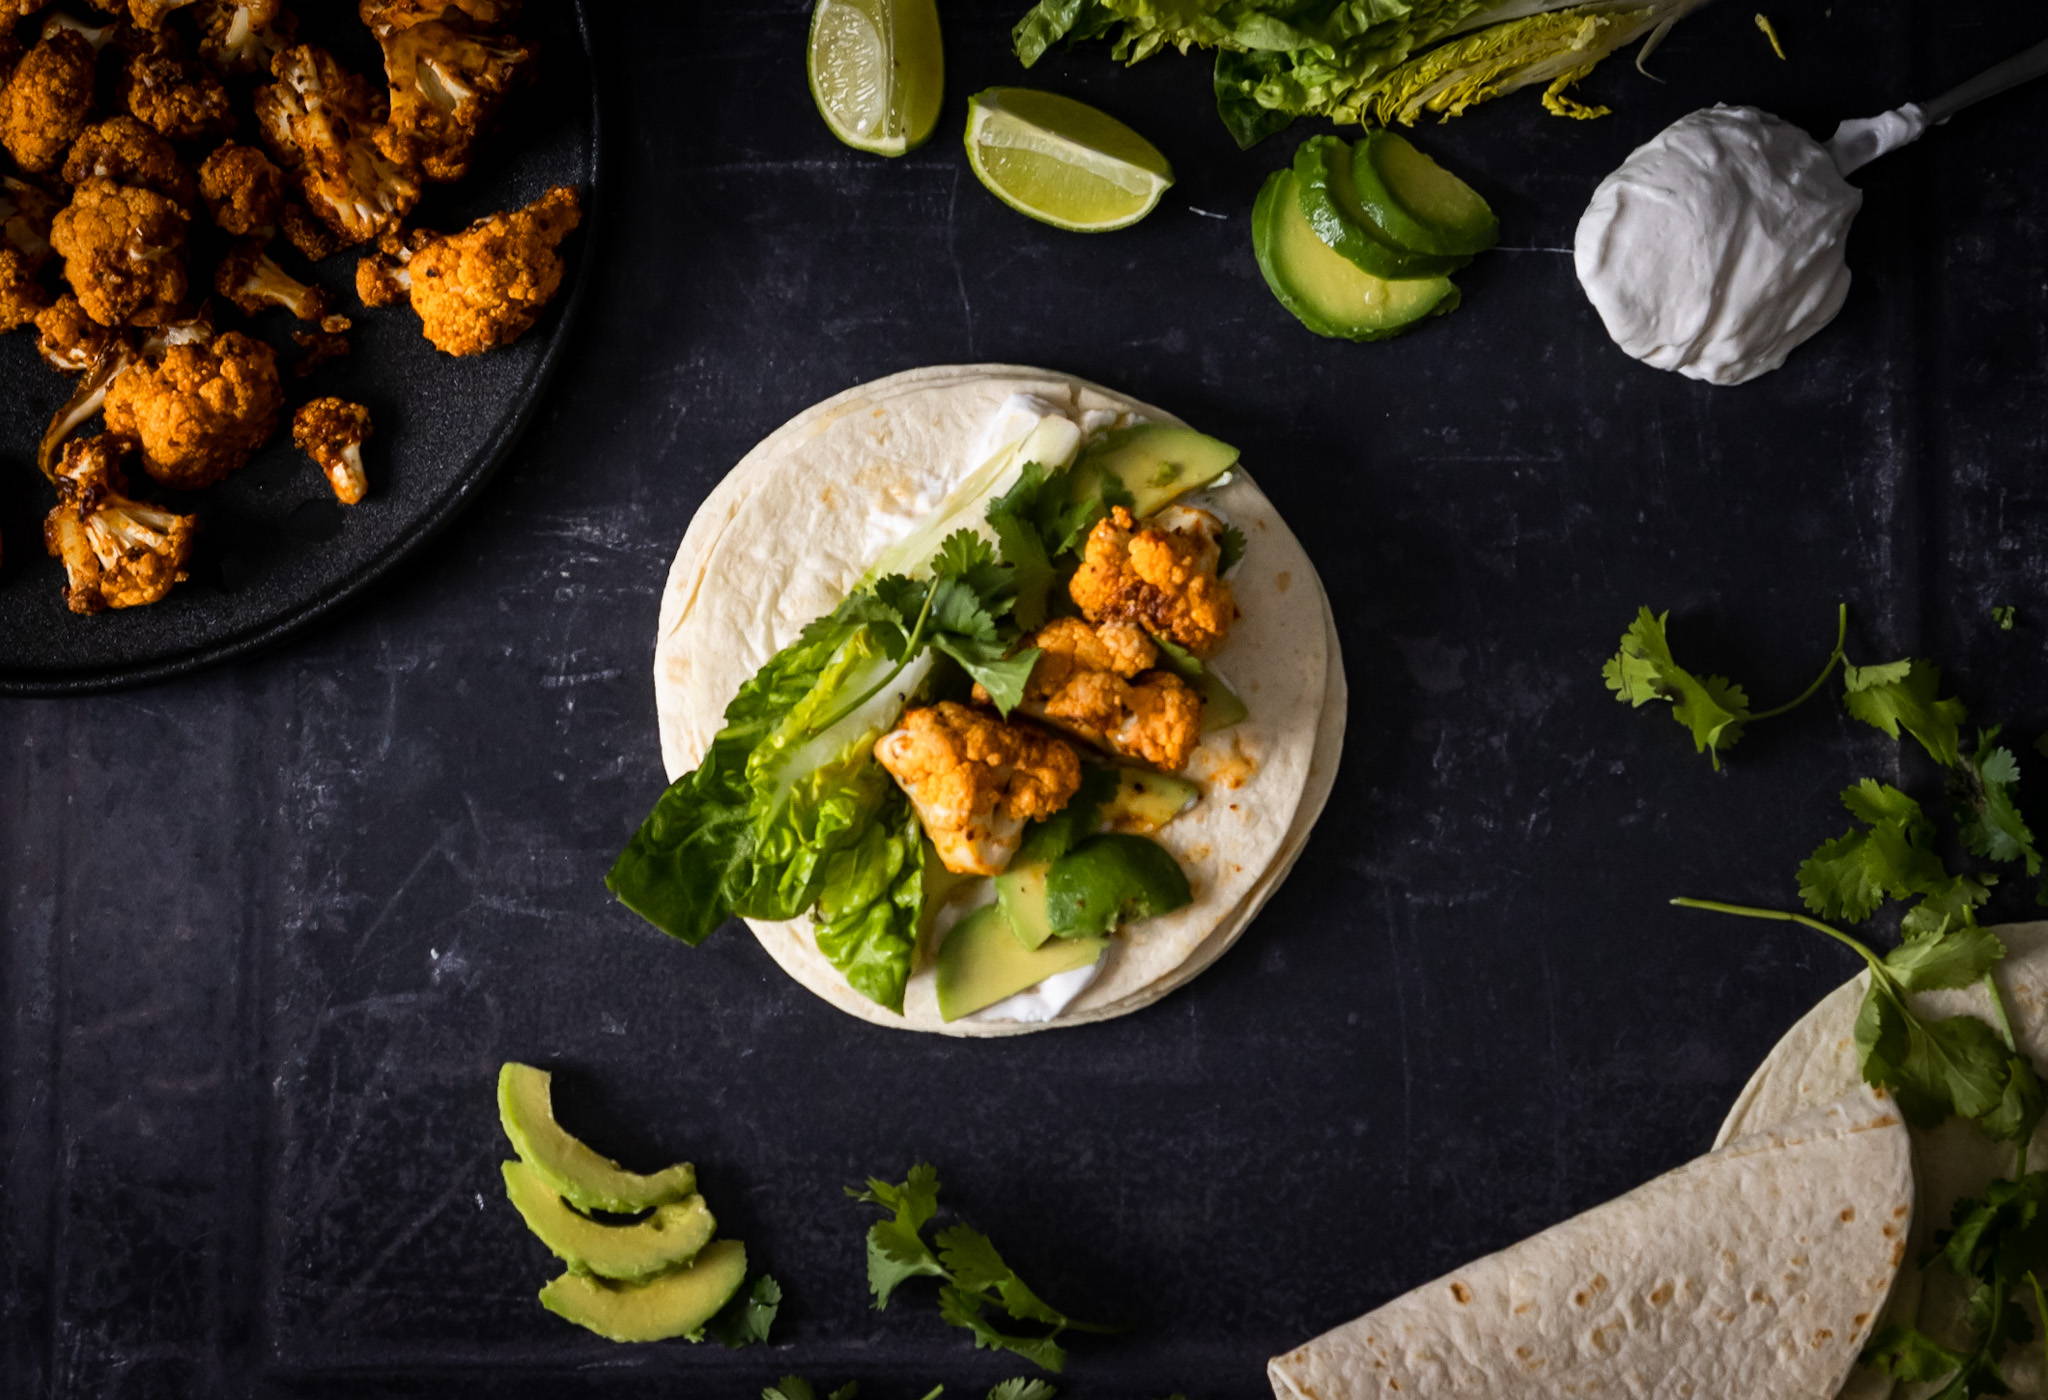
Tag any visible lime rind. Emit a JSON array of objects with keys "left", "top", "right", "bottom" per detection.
[{"left": 808, "top": 0, "right": 943, "bottom": 157}]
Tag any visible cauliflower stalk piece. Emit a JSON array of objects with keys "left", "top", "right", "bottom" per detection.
[
  {"left": 215, "top": 238, "right": 326, "bottom": 321},
  {"left": 1069, "top": 504, "right": 1239, "bottom": 658},
  {"left": 194, "top": 0, "right": 297, "bottom": 75},
  {"left": 370, "top": 16, "right": 532, "bottom": 182},
  {"left": 103, "top": 328, "right": 282, "bottom": 488},
  {"left": 356, "top": 183, "right": 579, "bottom": 355},
  {"left": 50, "top": 178, "right": 191, "bottom": 328},
  {"left": 996, "top": 616, "right": 1206, "bottom": 773},
  {"left": 43, "top": 434, "right": 198, "bottom": 614},
  {"left": 292, "top": 397, "right": 372, "bottom": 504},
  {"left": 256, "top": 44, "right": 422, "bottom": 247},
  {"left": 1, "top": 29, "right": 97, "bottom": 173},
  {"left": 874, "top": 702, "right": 1083, "bottom": 877}
]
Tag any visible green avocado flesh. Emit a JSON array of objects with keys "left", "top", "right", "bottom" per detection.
[
  {"left": 936, "top": 904, "right": 1106, "bottom": 1022},
  {"left": 501, "top": 1159, "right": 717, "bottom": 1281},
  {"left": 1046, "top": 833, "right": 1193, "bottom": 939},
  {"left": 1253, "top": 169, "right": 1459, "bottom": 342},
  {"left": 1099, "top": 766, "right": 1199, "bottom": 834},
  {"left": 1352, "top": 130, "right": 1499, "bottom": 260},
  {"left": 995, "top": 857, "right": 1057, "bottom": 951},
  {"left": 1077, "top": 422, "right": 1240, "bottom": 517},
  {"left": 538, "top": 1238, "right": 749, "bottom": 1342},
  {"left": 1292, "top": 135, "right": 1463, "bottom": 279},
  {"left": 497, "top": 1063, "right": 697, "bottom": 1215}
]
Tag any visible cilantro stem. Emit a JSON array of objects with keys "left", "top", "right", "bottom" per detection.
[
  {"left": 1746, "top": 604, "right": 1849, "bottom": 721},
  {"left": 2033, "top": 1271, "right": 2048, "bottom": 1380},
  {"left": 1669, "top": 897, "right": 1883, "bottom": 969}
]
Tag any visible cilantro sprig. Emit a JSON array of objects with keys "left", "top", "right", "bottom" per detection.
[
  {"left": 705, "top": 1274, "right": 783, "bottom": 1348},
  {"left": 848, "top": 1164, "right": 1117, "bottom": 1373},
  {"left": 763, "top": 1381, "right": 1055, "bottom": 1400}
]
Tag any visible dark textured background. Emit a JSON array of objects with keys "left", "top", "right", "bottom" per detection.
[{"left": 7, "top": 2, "right": 2048, "bottom": 1397}]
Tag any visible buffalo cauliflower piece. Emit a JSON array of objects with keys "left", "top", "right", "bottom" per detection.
[
  {"left": 989, "top": 617, "right": 1205, "bottom": 773},
  {"left": 292, "top": 396, "right": 371, "bottom": 504},
  {"left": 0, "top": 247, "right": 48, "bottom": 330},
  {"left": 122, "top": 30, "right": 235, "bottom": 140},
  {"left": 369, "top": 15, "right": 532, "bottom": 182},
  {"left": 126, "top": 0, "right": 200, "bottom": 26},
  {"left": 194, "top": 0, "right": 296, "bottom": 75},
  {"left": 197, "top": 142, "right": 289, "bottom": 236},
  {"left": 50, "top": 178, "right": 191, "bottom": 327},
  {"left": 256, "top": 44, "right": 421, "bottom": 247},
  {"left": 1069, "top": 504, "right": 1239, "bottom": 658},
  {"left": 102, "top": 328, "right": 281, "bottom": 488},
  {"left": 1, "top": 174, "right": 57, "bottom": 331},
  {"left": 62, "top": 117, "right": 196, "bottom": 206},
  {"left": 874, "top": 701, "right": 1082, "bottom": 877},
  {"left": 215, "top": 238, "right": 326, "bottom": 320},
  {"left": 358, "top": 184, "right": 578, "bottom": 355},
  {"left": 360, "top": 0, "right": 518, "bottom": 31},
  {"left": 43, "top": 434, "right": 197, "bottom": 614},
  {"left": 1, "top": 29, "right": 97, "bottom": 173},
  {"left": 33, "top": 294, "right": 112, "bottom": 370}
]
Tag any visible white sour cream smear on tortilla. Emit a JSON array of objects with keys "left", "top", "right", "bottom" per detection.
[
  {"left": 1575, "top": 105, "right": 1864, "bottom": 386},
  {"left": 971, "top": 954, "right": 1105, "bottom": 1025}
]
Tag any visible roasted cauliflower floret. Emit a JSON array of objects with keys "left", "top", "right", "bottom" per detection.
[
  {"left": 62, "top": 117, "right": 195, "bottom": 206},
  {"left": 194, "top": 0, "right": 296, "bottom": 75},
  {"left": 102, "top": 328, "right": 281, "bottom": 488},
  {"left": 126, "top": 0, "right": 200, "bottom": 27},
  {"left": 989, "top": 617, "right": 1205, "bottom": 773},
  {"left": 196, "top": 142, "right": 288, "bottom": 236},
  {"left": 360, "top": 0, "right": 518, "bottom": 31},
  {"left": 1, "top": 174, "right": 56, "bottom": 329},
  {"left": 360, "top": 184, "right": 578, "bottom": 355},
  {"left": 291, "top": 395, "right": 370, "bottom": 504},
  {"left": 34, "top": 294, "right": 113, "bottom": 371},
  {"left": 256, "top": 44, "right": 421, "bottom": 247},
  {"left": 122, "top": 30, "right": 234, "bottom": 140},
  {"left": 1069, "top": 505, "right": 1239, "bottom": 658},
  {"left": 215, "top": 237, "right": 325, "bottom": 320},
  {"left": 0, "top": 247, "right": 49, "bottom": 330},
  {"left": 1, "top": 29, "right": 97, "bottom": 173},
  {"left": 50, "top": 178, "right": 191, "bottom": 327},
  {"left": 42, "top": 434, "right": 197, "bottom": 614},
  {"left": 874, "top": 702, "right": 1083, "bottom": 877},
  {"left": 369, "top": 16, "right": 531, "bottom": 182}
]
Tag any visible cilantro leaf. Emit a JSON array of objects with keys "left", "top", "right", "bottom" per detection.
[
  {"left": 1993, "top": 605, "right": 2017, "bottom": 631},
  {"left": 938, "top": 1225, "right": 1067, "bottom": 1328},
  {"left": 1797, "top": 781, "right": 1948, "bottom": 923},
  {"left": 1602, "top": 608, "right": 1752, "bottom": 768},
  {"left": 1901, "top": 870, "right": 1998, "bottom": 941},
  {"left": 764, "top": 1380, "right": 842, "bottom": 1400},
  {"left": 935, "top": 637, "right": 1040, "bottom": 717},
  {"left": 1844, "top": 659, "right": 1967, "bottom": 769},
  {"left": 934, "top": 530, "right": 1011, "bottom": 605},
  {"left": 1981, "top": 1058, "right": 2047, "bottom": 1146},
  {"left": 1856, "top": 982, "right": 2012, "bottom": 1128},
  {"left": 1217, "top": 523, "right": 1246, "bottom": 576},
  {"left": 705, "top": 1274, "right": 781, "bottom": 1348},
  {"left": 987, "top": 1381, "right": 1059, "bottom": 1400},
  {"left": 938, "top": 1285, "right": 1069, "bottom": 1374},
  {"left": 1884, "top": 923, "right": 2006, "bottom": 994},
  {"left": 848, "top": 1164, "right": 946, "bottom": 1307},
  {"left": 1864, "top": 1325, "right": 1970, "bottom": 1383},
  {"left": 1963, "top": 729, "right": 2043, "bottom": 876},
  {"left": 986, "top": 464, "right": 1060, "bottom": 629}
]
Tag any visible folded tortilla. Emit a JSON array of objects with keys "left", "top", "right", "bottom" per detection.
[
  {"left": 651, "top": 366, "right": 1345, "bottom": 1034},
  {"left": 1717, "top": 921, "right": 2048, "bottom": 1400},
  {"left": 1269, "top": 1088, "right": 1912, "bottom": 1400}
]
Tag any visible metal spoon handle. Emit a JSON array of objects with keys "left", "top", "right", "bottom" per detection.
[{"left": 1920, "top": 36, "right": 2048, "bottom": 126}]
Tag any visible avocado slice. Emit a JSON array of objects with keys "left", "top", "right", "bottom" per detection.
[
  {"left": 497, "top": 1063, "right": 697, "bottom": 1215},
  {"left": 1075, "top": 423, "right": 1240, "bottom": 518},
  {"left": 1351, "top": 130, "right": 1499, "bottom": 260},
  {"left": 501, "top": 1159, "right": 717, "bottom": 1282},
  {"left": 1046, "top": 834, "right": 1193, "bottom": 939},
  {"left": 1099, "top": 767, "right": 1200, "bottom": 834},
  {"left": 1292, "top": 135, "right": 1465, "bottom": 279},
  {"left": 1154, "top": 637, "right": 1249, "bottom": 733},
  {"left": 935, "top": 904, "right": 1106, "bottom": 1022},
  {"left": 538, "top": 1238, "right": 749, "bottom": 1342},
  {"left": 1252, "top": 169, "right": 1460, "bottom": 342}
]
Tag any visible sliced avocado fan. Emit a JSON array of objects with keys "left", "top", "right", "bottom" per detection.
[
  {"left": 497, "top": 1062, "right": 698, "bottom": 1214},
  {"left": 501, "top": 1159, "right": 717, "bottom": 1282},
  {"left": 538, "top": 1239, "right": 750, "bottom": 1343}
]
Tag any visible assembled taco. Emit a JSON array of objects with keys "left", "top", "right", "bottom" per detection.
[
  {"left": 1269, "top": 1088, "right": 1914, "bottom": 1400},
  {"left": 610, "top": 365, "right": 1345, "bottom": 1035}
]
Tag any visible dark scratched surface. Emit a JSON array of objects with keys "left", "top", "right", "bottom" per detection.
[{"left": 7, "top": 2, "right": 2048, "bottom": 1397}]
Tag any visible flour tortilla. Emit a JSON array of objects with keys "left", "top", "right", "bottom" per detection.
[
  {"left": 1717, "top": 922, "right": 2048, "bottom": 1399},
  {"left": 651, "top": 366, "right": 1343, "bottom": 1034},
  {"left": 1269, "top": 1088, "right": 1913, "bottom": 1400}
]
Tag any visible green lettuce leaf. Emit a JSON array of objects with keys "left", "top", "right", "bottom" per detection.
[{"left": 814, "top": 794, "right": 927, "bottom": 1013}]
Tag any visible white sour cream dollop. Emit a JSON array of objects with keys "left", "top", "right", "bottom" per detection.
[
  {"left": 1575, "top": 105, "right": 1864, "bottom": 386},
  {"left": 970, "top": 953, "right": 1104, "bottom": 1025}
]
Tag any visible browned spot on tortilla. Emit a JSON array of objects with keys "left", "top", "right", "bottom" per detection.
[
  {"left": 1891, "top": 1240, "right": 1907, "bottom": 1266},
  {"left": 1449, "top": 1282, "right": 1470, "bottom": 1304},
  {"left": 1589, "top": 1274, "right": 1609, "bottom": 1294},
  {"left": 1716, "top": 1308, "right": 1738, "bottom": 1324},
  {"left": 1276, "top": 570, "right": 1293, "bottom": 593},
  {"left": 1813, "top": 1329, "right": 1834, "bottom": 1347},
  {"left": 1840, "top": 1207, "right": 1856, "bottom": 1222},
  {"left": 1513, "top": 1302, "right": 1533, "bottom": 1315},
  {"left": 1882, "top": 1223, "right": 1901, "bottom": 1239},
  {"left": 820, "top": 486, "right": 840, "bottom": 509},
  {"left": 1185, "top": 845, "right": 1212, "bottom": 863},
  {"left": 1893, "top": 1203, "right": 1909, "bottom": 1218},
  {"left": 1854, "top": 1312, "right": 1870, "bottom": 1329},
  {"left": 1572, "top": 1290, "right": 1589, "bottom": 1308},
  {"left": 1649, "top": 1284, "right": 1673, "bottom": 1306},
  {"left": 1751, "top": 1287, "right": 1772, "bottom": 1303}
]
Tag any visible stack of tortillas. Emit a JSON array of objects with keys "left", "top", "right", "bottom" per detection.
[
  {"left": 651, "top": 366, "right": 1346, "bottom": 1035},
  {"left": 1268, "top": 928, "right": 2048, "bottom": 1397}
]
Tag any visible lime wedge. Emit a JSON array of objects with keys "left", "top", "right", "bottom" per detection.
[
  {"left": 807, "top": 0, "right": 943, "bottom": 157},
  {"left": 964, "top": 87, "right": 1174, "bottom": 232}
]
